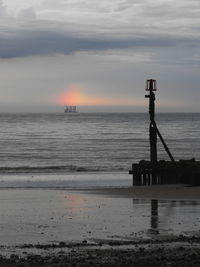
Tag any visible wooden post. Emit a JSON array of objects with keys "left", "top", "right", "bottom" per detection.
[{"left": 145, "top": 79, "right": 157, "bottom": 184}]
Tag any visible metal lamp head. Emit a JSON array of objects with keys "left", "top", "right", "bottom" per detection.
[{"left": 146, "top": 79, "right": 157, "bottom": 91}]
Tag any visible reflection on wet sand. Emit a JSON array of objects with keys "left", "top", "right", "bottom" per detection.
[
  {"left": 144, "top": 199, "right": 200, "bottom": 237},
  {"left": 131, "top": 197, "right": 200, "bottom": 239},
  {"left": 150, "top": 199, "right": 159, "bottom": 234}
]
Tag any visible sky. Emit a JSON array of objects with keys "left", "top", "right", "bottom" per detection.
[{"left": 0, "top": 0, "right": 200, "bottom": 112}]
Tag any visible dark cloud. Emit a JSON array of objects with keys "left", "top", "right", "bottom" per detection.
[
  {"left": 0, "top": 0, "right": 199, "bottom": 59},
  {"left": 0, "top": 20, "right": 198, "bottom": 59}
]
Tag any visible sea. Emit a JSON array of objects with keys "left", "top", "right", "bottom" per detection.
[
  {"left": 0, "top": 112, "right": 200, "bottom": 173},
  {"left": 0, "top": 112, "right": 199, "bottom": 188}
]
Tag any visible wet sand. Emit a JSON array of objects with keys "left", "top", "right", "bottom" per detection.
[
  {"left": 1, "top": 185, "right": 200, "bottom": 266},
  {"left": 83, "top": 184, "right": 200, "bottom": 200}
]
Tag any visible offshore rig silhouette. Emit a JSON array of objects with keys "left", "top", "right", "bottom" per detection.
[{"left": 129, "top": 79, "right": 200, "bottom": 186}]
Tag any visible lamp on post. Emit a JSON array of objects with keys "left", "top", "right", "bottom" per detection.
[{"left": 146, "top": 79, "right": 157, "bottom": 91}]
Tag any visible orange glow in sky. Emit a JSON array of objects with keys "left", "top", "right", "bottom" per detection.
[
  {"left": 55, "top": 85, "right": 86, "bottom": 106},
  {"left": 55, "top": 84, "right": 145, "bottom": 106}
]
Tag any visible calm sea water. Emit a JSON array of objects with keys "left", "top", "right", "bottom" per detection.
[{"left": 0, "top": 113, "right": 199, "bottom": 175}]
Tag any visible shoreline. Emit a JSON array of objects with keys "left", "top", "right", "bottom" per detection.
[
  {"left": 0, "top": 172, "right": 200, "bottom": 200},
  {"left": 1, "top": 184, "right": 200, "bottom": 200}
]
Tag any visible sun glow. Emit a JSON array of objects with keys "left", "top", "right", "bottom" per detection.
[
  {"left": 55, "top": 84, "right": 145, "bottom": 107},
  {"left": 55, "top": 85, "right": 86, "bottom": 106}
]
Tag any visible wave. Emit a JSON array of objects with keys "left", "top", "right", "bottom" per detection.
[{"left": 0, "top": 165, "right": 127, "bottom": 174}]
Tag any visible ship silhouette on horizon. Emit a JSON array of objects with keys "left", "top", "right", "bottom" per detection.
[{"left": 64, "top": 106, "right": 77, "bottom": 113}]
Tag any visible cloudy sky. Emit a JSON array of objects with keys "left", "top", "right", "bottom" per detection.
[{"left": 0, "top": 0, "right": 199, "bottom": 112}]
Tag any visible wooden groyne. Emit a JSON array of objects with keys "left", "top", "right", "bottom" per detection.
[
  {"left": 129, "top": 159, "right": 200, "bottom": 186},
  {"left": 129, "top": 79, "right": 200, "bottom": 186}
]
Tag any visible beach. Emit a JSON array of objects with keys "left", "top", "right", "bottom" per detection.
[
  {"left": 0, "top": 174, "right": 200, "bottom": 266},
  {"left": 0, "top": 113, "right": 199, "bottom": 265},
  {"left": 1, "top": 0, "right": 200, "bottom": 261}
]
